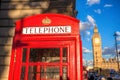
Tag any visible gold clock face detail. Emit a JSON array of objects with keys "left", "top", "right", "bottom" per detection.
[{"left": 95, "top": 38, "right": 100, "bottom": 43}]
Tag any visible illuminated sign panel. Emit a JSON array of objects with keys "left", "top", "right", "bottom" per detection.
[{"left": 22, "top": 26, "right": 71, "bottom": 34}]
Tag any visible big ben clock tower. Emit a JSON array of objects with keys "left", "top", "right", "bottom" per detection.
[{"left": 92, "top": 25, "right": 102, "bottom": 68}]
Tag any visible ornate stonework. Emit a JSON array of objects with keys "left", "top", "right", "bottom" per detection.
[{"left": 92, "top": 25, "right": 120, "bottom": 71}]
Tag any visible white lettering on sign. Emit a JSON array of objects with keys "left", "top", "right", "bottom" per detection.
[{"left": 22, "top": 26, "right": 71, "bottom": 34}]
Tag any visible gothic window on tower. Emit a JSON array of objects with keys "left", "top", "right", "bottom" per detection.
[
  {"left": 96, "top": 52, "right": 97, "bottom": 55},
  {"left": 96, "top": 59, "right": 98, "bottom": 62}
]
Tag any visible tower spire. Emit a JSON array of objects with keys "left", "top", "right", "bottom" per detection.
[{"left": 94, "top": 25, "right": 98, "bottom": 33}]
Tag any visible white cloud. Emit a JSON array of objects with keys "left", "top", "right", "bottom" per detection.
[
  {"left": 80, "top": 15, "right": 95, "bottom": 31},
  {"left": 86, "top": 31, "right": 91, "bottom": 35},
  {"left": 86, "top": 60, "right": 93, "bottom": 66},
  {"left": 94, "top": 9, "right": 101, "bottom": 14},
  {"left": 87, "top": 0, "right": 100, "bottom": 6},
  {"left": 83, "top": 47, "right": 92, "bottom": 53},
  {"left": 80, "top": 22, "right": 91, "bottom": 31},
  {"left": 116, "top": 31, "right": 120, "bottom": 41},
  {"left": 102, "top": 47, "right": 115, "bottom": 55},
  {"left": 83, "top": 59, "right": 86, "bottom": 66},
  {"left": 87, "top": 15, "right": 96, "bottom": 26},
  {"left": 102, "top": 46, "right": 116, "bottom": 59},
  {"left": 85, "top": 31, "right": 91, "bottom": 41},
  {"left": 117, "top": 37, "right": 120, "bottom": 41},
  {"left": 80, "top": 15, "right": 95, "bottom": 41},
  {"left": 104, "top": 4, "right": 113, "bottom": 7},
  {"left": 102, "top": 45, "right": 120, "bottom": 59},
  {"left": 83, "top": 59, "right": 93, "bottom": 66},
  {"left": 116, "top": 31, "right": 120, "bottom": 36}
]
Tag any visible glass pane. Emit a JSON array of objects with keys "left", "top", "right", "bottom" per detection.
[
  {"left": 28, "top": 66, "right": 60, "bottom": 80},
  {"left": 62, "top": 66, "right": 67, "bottom": 80},
  {"left": 22, "top": 48, "right": 27, "bottom": 62},
  {"left": 28, "top": 66, "right": 36, "bottom": 80},
  {"left": 20, "top": 66, "right": 26, "bottom": 80},
  {"left": 63, "top": 47, "right": 67, "bottom": 62},
  {"left": 46, "top": 66, "right": 60, "bottom": 79},
  {"left": 40, "top": 66, "right": 44, "bottom": 79},
  {"left": 29, "top": 48, "right": 60, "bottom": 62}
]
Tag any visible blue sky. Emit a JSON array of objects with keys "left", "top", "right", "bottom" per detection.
[{"left": 76, "top": 0, "right": 120, "bottom": 66}]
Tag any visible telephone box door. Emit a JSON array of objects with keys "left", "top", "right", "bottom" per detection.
[{"left": 12, "top": 41, "right": 76, "bottom": 80}]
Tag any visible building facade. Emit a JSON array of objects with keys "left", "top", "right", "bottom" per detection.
[
  {"left": 0, "top": 0, "right": 78, "bottom": 80},
  {"left": 92, "top": 25, "right": 120, "bottom": 71}
]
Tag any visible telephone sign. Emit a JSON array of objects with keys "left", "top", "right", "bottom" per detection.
[{"left": 22, "top": 26, "right": 71, "bottom": 34}]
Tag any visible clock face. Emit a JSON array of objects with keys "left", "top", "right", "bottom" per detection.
[{"left": 95, "top": 38, "right": 100, "bottom": 43}]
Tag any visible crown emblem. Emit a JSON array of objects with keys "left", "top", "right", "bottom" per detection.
[{"left": 42, "top": 17, "right": 51, "bottom": 25}]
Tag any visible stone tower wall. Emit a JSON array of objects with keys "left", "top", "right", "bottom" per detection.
[{"left": 0, "top": 0, "right": 76, "bottom": 80}]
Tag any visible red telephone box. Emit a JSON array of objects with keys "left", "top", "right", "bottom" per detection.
[{"left": 8, "top": 14, "right": 83, "bottom": 80}]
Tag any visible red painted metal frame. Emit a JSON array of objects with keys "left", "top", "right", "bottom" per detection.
[{"left": 8, "top": 14, "right": 83, "bottom": 80}]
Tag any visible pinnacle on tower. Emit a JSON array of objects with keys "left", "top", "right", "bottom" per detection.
[{"left": 94, "top": 25, "right": 98, "bottom": 33}]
